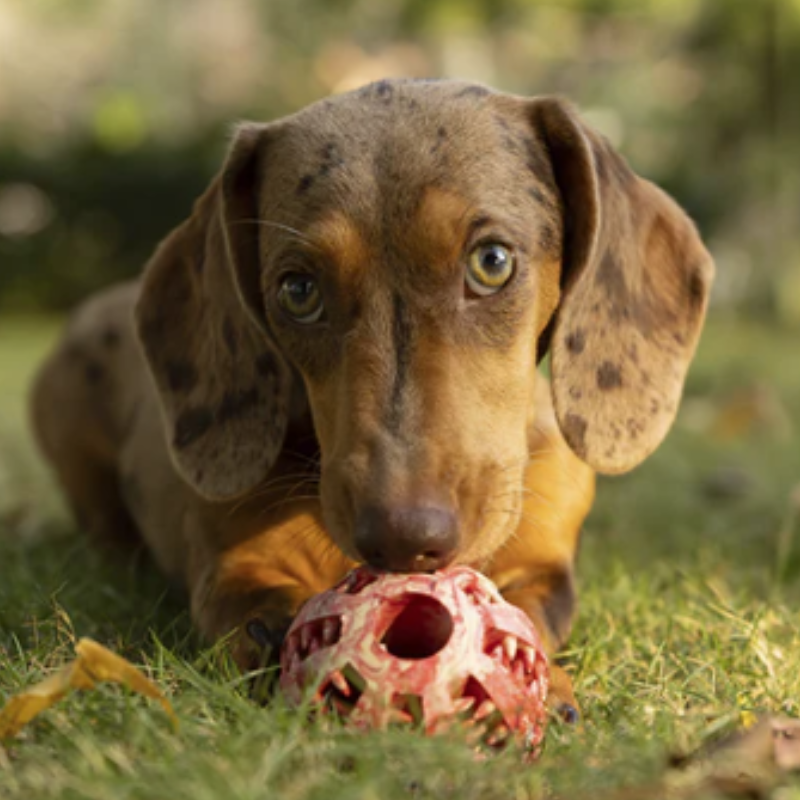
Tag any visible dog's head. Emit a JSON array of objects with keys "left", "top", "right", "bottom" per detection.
[{"left": 136, "top": 79, "right": 713, "bottom": 572}]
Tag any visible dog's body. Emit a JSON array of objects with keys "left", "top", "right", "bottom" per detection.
[{"left": 30, "top": 80, "right": 713, "bottom": 711}]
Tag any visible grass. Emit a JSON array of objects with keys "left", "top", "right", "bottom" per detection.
[{"left": 1, "top": 313, "right": 799, "bottom": 799}]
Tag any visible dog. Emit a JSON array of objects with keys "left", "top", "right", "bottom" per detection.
[{"left": 30, "top": 79, "right": 713, "bottom": 715}]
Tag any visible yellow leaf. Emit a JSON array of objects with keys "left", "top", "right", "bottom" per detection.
[{"left": 0, "top": 638, "right": 178, "bottom": 740}]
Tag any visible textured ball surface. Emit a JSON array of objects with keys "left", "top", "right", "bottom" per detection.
[{"left": 279, "top": 566, "right": 549, "bottom": 755}]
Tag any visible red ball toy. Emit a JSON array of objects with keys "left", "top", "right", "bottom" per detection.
[{"left": 279, "top": 565, "right": 549, "bottom": 755}]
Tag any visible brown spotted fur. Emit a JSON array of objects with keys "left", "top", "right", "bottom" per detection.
[{"left": 30, "top": 79, "right": 713, "bottom": 713}]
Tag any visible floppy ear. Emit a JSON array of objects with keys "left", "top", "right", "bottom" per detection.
[
  {"left": 531, "top": 98, "right": 714, "bottom": 474},
  {"left": 135, "top": 124, "right": 293, "bottom": 500}
]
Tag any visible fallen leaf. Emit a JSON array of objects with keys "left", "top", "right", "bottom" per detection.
[{"left": 0, "top": 638, "right": 178, "bottom": 740}]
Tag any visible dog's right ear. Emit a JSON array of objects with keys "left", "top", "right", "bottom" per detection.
[
  {"left": 528, "top": 98, "right": 714, "bottom": 475},
  {"left": 135, "top": 124, "right": 293, "bottom": 501}
]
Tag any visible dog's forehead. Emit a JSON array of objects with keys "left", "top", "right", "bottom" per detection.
[
  {"left": 294, "top": 79, "right": 503, "bottom": 136},
  {"left": 267, "top": 80, "right": 543, "bottom": 212}
]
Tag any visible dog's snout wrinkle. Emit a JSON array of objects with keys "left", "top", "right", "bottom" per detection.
[{"left": 354, "top": 503, "right": 459, "bottom": 573}]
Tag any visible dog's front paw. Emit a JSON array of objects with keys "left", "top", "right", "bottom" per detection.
[
  {"left": 231, "top": 615, "right": 294, "bottom": 702},
  {"left": 234, "top": 615, "right": 293, "bottom": 670}
]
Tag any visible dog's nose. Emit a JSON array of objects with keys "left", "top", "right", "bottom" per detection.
[{"left": 354, "top": 504, "right": 459, "bottom": 573}]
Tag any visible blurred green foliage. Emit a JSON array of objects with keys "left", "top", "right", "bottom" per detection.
[{"left": 0, "top": 0, "right": 798, "bottom": 317}]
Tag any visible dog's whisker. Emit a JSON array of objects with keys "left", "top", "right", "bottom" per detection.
[
  {"left": 227, "top": 474, "right": 321, "bottom": 517},
  {"left": 230, "top": 218, "right": 324, "bottom": 252},
  {"left": 482, "top": 506, "right": 554, "bottom": 541},
  {"left": 249, "top": 472, "right": 321, "bottom": 494},
  {"left": 252, "top": 493, "right": 323, "bottom": 519}
]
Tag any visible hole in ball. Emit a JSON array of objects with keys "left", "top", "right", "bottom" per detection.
[{"left": 381, "top": 594, "right": 453, "bottom": 659}]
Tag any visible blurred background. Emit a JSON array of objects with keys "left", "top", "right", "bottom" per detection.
[
  {"left": 2, "top": 7, "right": 800, "bottom": 781},
  {"left": 0, "top": 0, "right": 798, "bottom": 317},
  {"left": 0, "top": 0, "right": 798, "bottom": 559}
]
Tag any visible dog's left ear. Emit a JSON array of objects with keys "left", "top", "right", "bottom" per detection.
[
  {"left": 135, "top": 124, "right": 294, "bottom": 500},
  {"left": 529, "top": 98, "right": 714, "bottom": 475}
]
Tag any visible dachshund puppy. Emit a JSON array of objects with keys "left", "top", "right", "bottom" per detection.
[{"left": 31, "top": 79, "right": 713, "bottom": 713}]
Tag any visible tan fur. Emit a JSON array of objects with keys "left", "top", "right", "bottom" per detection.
[{"left": 30, "top": 79, "right": 713, "bottom": 713}]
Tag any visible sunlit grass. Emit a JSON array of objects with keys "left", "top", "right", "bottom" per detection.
[{"left": 1, "top": 314, "right": 798, "bottom": 798}]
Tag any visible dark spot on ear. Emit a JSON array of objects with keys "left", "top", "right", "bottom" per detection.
[
  {"left": 565, "top": 329, "right": 586, "bottom": 355},
  {"left": 562, "top": 413, "right": 588, "bottom": 457},
  {"left": 568, "top": 386, "right": 582, "bottom": 400},
  {"left": 297, "top": 174, "right": 315, "bottom": 194},
  {"left": 223, "top": 316, "right": 238, "bottom": 356},
  {"left": 595, "top": 251, "right": 628, "bottom": 299},
  {"left": 84, "top": 360, "right": 105, "bottom": 385},
  {"left": 611, "top": 423, "right": 622, "bottom": 440},
  {"left": 627, "top": 343, "right": 639, "bottom": 364},
  {"left": 626, "top": 417, "right": 644, "bottom": 439},
  {"left": 174, "top": 406, "right": 214, "bottom": 449},
  {"left": 166, "top": 359, "right": 198, "bottom": 393},
  {"left": 673, "top": 332, "right": 685, "bottom": 346},
  {"left": 101, "top": 327, "right": 120, "bottom": 348},
  {"left": 597, "top": 361, "right": 622, "bottom": 390},
  {"left": 217, "top": 387, "right": 260, "bottom": 424},
  {"left": 456, "top": 84, "right": 490, "bottom": 99},
  {"left": 650, "top": 398, "right": 660, "bottom": 415},
  {"left": 256, "top": 352, "right": 278, "bottom": 378}
]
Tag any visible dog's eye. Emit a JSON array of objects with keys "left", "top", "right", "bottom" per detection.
[
  {"left": 277, "top": 274, "right": 324, "bottom": 323},
  {"left": 465, "top": 243, "right": 515, "bottom": 297}
]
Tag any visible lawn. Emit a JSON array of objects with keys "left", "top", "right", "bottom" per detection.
[{"left": 1, "top": 313, "right": 799, "bottom": 799}]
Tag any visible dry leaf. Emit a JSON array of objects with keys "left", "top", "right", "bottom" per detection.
[{"left": 0, "top": 638, "right": 178, "bottom": 739}]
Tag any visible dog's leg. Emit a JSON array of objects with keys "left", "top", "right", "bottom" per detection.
[
  {"left": 186, "top": 494, "right": 353, "bottom": 672},
  {"left": 487, "top": 380, "right": 595, "bottom": 719},
  {"left": 29, "top": 289, "right": 143, "bottom": 551}
]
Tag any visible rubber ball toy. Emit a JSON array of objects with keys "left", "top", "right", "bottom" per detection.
[{"left": 279, "top": 565, "right": 549, "bottom": 755}]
